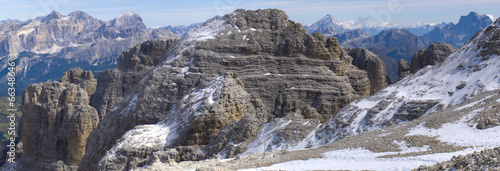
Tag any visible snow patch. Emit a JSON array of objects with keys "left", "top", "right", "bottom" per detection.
[
  {"left": 185, "top": 18, "right": 227, "bottom": 41},
  {"left": 241, "top": 119, "right": 292, "bottom": 156},
  {"left": 32, "top": 44, "right": 63, "bottom": 54},
  {"left": 407, "top": 122, "right": 500, "bottom": 147},
  {"left": 242, "top": 147, "right": 490, "bottom": 171},
  {"left": 16, "top": 28, "right": 35, "bottom": 36}
]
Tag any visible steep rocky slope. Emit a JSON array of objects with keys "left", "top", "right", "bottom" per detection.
[
  {"left": 0, "top": 10, "right": 174, "bottom": 93},
  {"left": 78, "top": 9, "right": 372, "bottom": 170},
  {"left": 17, "top": 68, "right": 99, "bottom": 170},
  {"left": 138, "top": 17, "right": 500, "bottom": 171}
]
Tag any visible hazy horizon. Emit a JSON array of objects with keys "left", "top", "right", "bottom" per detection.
[{"left": 1, "top": 0, "right": 499, "bottom": 28}]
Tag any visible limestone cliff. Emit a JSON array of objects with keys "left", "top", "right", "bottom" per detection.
[
  {"left": 344, "top": 47, "right": 387, "bottom": 94},
  {"left": 18, "top": 69, "right": 99, "bottom": 170}
]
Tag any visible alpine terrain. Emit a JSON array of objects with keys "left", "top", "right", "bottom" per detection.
[{"left": 3, "top": 8, "right": 500, "bottom": 171}]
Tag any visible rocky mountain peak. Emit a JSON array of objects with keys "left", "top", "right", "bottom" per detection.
[
  {"left": 449, "top": 11, "right": 493, "bottom": 35},
  {"left": 224, "top": 9, "right": 292, "bottom": 31},
  {"left": 306, "top": 14, "right": 344, "bottom": 36},
  {"left": 112, "top": 10, "right": 144, "bottom": 27},
  {"left": 98, "top": 10, "right": 147, "bottom": 38},
  {"left": 67, "top": 10, "right": 92, "bottom": 20},
  {"left": 42, "top": 10, "right": 63, "bottom": 23}
]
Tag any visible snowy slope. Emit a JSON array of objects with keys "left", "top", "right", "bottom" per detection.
[{"left": 311, "top": 17, "right": 500, "bottom": 146}]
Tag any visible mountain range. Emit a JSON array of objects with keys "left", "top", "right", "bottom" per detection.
[
  {"left": 0, "top": 10, "right": 175, "bottom": 93},
  {"left": 337, "top": 12, "right": 493, "bottom": 82},
  {"left": 1, "top": 8, "right": 499, "bottom": 171}
]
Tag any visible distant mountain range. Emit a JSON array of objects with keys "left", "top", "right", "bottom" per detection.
[
  {"left": 0, "top": 10, "right": 175, "bottom": 93},
  {"left": 310, "top": 12, "right": 493, "bottom": 82}
]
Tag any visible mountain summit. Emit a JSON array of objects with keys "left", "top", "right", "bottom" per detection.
[{"left": 306, "top": 14, "right": 352, "bottom": 36}]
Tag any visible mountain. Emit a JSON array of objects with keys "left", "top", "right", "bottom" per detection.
[
  {"left": 7, "top": 8, "right": 500, "bottom": 171},
  {"left": 159, "top": 22, "right": 203, "bottom": 38},
  {"left": 306, "top": 14, "right": 355, "bottom": 36},
  {"left": 13, "top": 9, "right": 383, "bottom": 170},
  {"left": 423, "top": 12, "right": 493, "bottom": 47},
  {"left": 333, "top": 29, "right": 370, "bottom": 44},
  {"left": 158, "top": 16, "right": 221, "bottom": 38},
  {"left": 345, "top": 28, "right": 430, "bottom": 82},
  {"left": 0, "top": 10, "right": 175, "bottom": 94},
  {"left": 0, "top": 19, "right": 21, "bottom": 25},
  {"left": 405, "top": 22, "right": 447, "bottom": 36},
  {"left": 137, "top": 16, "right": 500, "bottom": 170}
]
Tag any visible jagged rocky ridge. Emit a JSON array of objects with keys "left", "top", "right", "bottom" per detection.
[
  {"left": 73, "top": 9, "right": 378, "bottom": 170},
  {"left": 0, "top": 10, "right": 175, "bottom": 93}
]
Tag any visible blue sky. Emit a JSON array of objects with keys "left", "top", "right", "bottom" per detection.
[{"left": 1, "top": 0, "right": 499, "bottom": 27}]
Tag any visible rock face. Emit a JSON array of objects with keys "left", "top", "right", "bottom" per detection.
[
  {"left": 410, "top": 43, "right": 459, "bottom": 74},
  {"left": 398, "top": 59, "right": 411, "bottom": 80},
  {"left": 0, "top": 10, "right": 175, "bottom": 94},
  {"left": 344, "top": 47, "right": 386, "bottom": 94},
  {"left": 397, "top": 42, "right": 458, "bottom": 81},
  {"left": 59, "top": 68, "right": 97, "bottom": 98},
  {"left": 79, "top": 9, "right": 370, "bottom": 170},
  {"left": 18, "top": 69, "right": 99, "bottom": 170}
]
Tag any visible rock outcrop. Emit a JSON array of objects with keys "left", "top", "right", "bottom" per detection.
[
  {"left": 398, "top": 59, "right": 411, "bottom": 80},
  {"left": 79, "top": 9, "right": 370, "bottom": 170},
  {"left": 59, "top": 68, "right": 97, "bottom": 98},
  {"left": 344, "top": 47, "right": 387, "bottom": 94},
  {"left": 90, "top": 39, "right": 177, "bottom": 119},
  {"left": 410, "top": 42, "right": 458, "bottom": 74},
  {"left": 18, "top": 69, "right": 99, "bottom": 170}
]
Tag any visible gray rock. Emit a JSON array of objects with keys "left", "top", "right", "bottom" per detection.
[
  {"left": 18, "top": 69, "right": 99, "bottom": 170},
  {"left": 345, "top": 47, "right": 387, "bottom": 94},
  {"left": 59, "top": 68, "right": 97, "bottom": 99},
  {"left": 410, "top": 42, "right": 458, "bottom": 74},
  {"left": 398, "top": 59, "right": 411, "bottom": 80}
]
